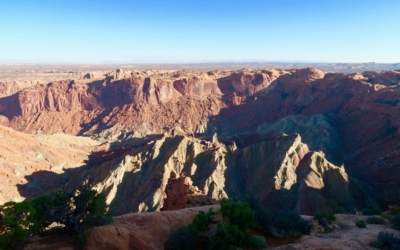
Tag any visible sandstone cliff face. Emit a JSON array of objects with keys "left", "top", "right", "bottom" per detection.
[
  {"left": 0, "top": 81, "right": 21, "bottom": 98},
  {"left": 46, "top": 133, "right": 362, "bottom": 215},
  {"left": 2, "top": 67, "right": 400, "bottom": 209},
  {"left": 0, "top": 70, "right": 231, "bottom": 135},
  {"left": 225, "top": 133, "right": 366, "bottom": 214},
  {"left": 87, "top": 135, "right": 228, "bottom": 215}
]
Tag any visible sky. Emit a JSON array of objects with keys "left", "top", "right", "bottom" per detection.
[{"left": 0, "top": 0, "right": 399, "bottom": 64}]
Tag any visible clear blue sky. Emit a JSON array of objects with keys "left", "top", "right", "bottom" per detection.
[{"left": 0, "top": 0, "right": 399, "bottom": 63}]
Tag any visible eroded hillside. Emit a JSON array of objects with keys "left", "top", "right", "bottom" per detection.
[
  {"left": 0, "top": 125, "right": 106, "bottom": 203},
  {"left": 1, "top": 67, "right": 400, "bottom": 213}
]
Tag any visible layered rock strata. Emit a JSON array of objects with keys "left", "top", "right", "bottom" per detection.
[
  {"left": 29, "top": 133, "right": 365, "bottom": 215},
  {"left": 2, "top": 68, "right": 400, "bottom": 208}
]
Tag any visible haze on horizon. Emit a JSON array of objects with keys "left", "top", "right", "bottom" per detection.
[{"left": 0, "top": 0, "right": 399, "bottom": 64}]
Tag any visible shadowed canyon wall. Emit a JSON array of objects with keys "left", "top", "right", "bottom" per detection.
[{"left": 1, "top": 68, "right": 399, "bottom": 213}]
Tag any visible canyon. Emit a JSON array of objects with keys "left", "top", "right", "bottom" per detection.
[
  {"left": 0, "top": 67, "right": 400, "bottom": 216},
  {"left": 1, "top": 66, "right": 400, "bottom": 249}
]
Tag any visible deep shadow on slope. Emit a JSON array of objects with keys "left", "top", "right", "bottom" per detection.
[
  {"left": 0, "top": 91, "right": 22, "bottom": 118},
  {"left": 17, "top": 132, "right": 379, "bottom": 217},
  {"left": 16, "top": 135, "right": 161, "bottom": 201},
  {"left": 204, "top": 75, "right": 400, "bottom": 209}
]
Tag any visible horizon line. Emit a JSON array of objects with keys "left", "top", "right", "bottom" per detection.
[{"left": 1, "top": 60, "right": 399, "bottom": 65}]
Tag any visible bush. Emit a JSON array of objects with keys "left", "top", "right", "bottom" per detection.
[
  {"left": 31, "top": 191, "right": 70, "bottom": 230},
  {"left": 191, "top": 208, "right": 217, "bottom": 233},
  {"left": 266, "top": 210, "right": 313, "bottom": 237},
  {"left": 366, "top": 216, "right": 385, "bottom": 224},
  {"left": 0, "top": 201, "right": 40, "bottom": 249},
  {"left": 362, "top": 207, "right": 382, "bottom": 215},
  {"left": 244, "top": 193, "right": 312, "bottom": 238},
  {"left": 249, "top": 235, "right": 267, "bottom": 248},
  {"left": 32, "top": 179, "right": 112, "bottom": 238},
  {"left": 372, "top": 231, "right": 400, "bottom": 249},
  {"left": 210, "top": 223, "right": 251, "bottom": 249},
  {"left": 356, "top": 220, "right": 366, "bottom": 228},
  {"left": 314, "top": 211, "right": 335, "bottom": 232},
  {"left": 209, "top": 222, "right": 266, "bottom": 249},
  {"left": 165, "top": 226, "right": 198, "bottom": 250},
  {"left": 391, "top": 214, "right": 400, "bottom": 229},
  {"left": 389, "top": 206, "right": 400, "bottom": 215},
  {"left": 299, "top": 217, "right": 314, "bottom": 234},
  {"left": 0, "top": 178, "right": 112, "bottom": 249},
  {"left": 166, "top": 199, "right": 266, "bottom": 249},
  {"left": 326, "top": 199, "right": 345, "bottom": 213},
  {"left": 220, "top": 198, "right": 254, "bottom": 230}
]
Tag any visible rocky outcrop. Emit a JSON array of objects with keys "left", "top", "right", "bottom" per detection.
[
  {"left": 83, "top": 72, "right": 104, "bottom": 80},
  {"left": 30, "top": 133, "right": 363, "bottom": 215},
  {"left": 16, "top": 131, "right": 357, "bottom": 215},
  {"left": 24, "top": 205, "right": 219, "bottom": 250},
  {"left": 161, "top": 171, "right": 217, "bottom": 211},
  {"left": 256, "top": 114, "right": 342, "bottom": 164},
  {"left": 225, "top": 133, "right": 368, "bottom": 214},
  {"left": 87, "top": 205, "right": 219, "bottom": 250},
  {"left": 0, "top": 81, "right": 21, "bottom": 98},
  {"left": 86, "top": 135, "right": 228, "bottom": 215}
]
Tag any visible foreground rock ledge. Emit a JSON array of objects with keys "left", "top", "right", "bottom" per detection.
[
  {"left": 88, "top": 210, "right": 400, "bottom": 250},
  {"left": 87, "top": 205, "right": 219, "bottom": 250},
  {"left": 25, "top": 205, "right": 400, "bottom": 250}
]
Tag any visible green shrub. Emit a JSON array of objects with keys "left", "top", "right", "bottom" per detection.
[
  {"left": 356, "top": 220, "right": 366, "bottom": 228},
  {"left": 249, "top": 235, "right": 267, "bottom": 248},
  {"left": 220, "top": 198, "right": 255, "bottom": 230},
  {"left": 74, "top": 229, "right": 90, "bottom": 248},
  {"left": 326, "top": 199, "right": 345, "bottom": 213},
  {"left": 186, "top": 199, "right": 192, "bottom": 205},
  {"left": 0, "top": 201, "right": 40, "bottom": 249},
  {"left": 0, "top": 178, "right": 111, "bottom": 249},
  {"left": 200, "top": 201, "right": 207, "bottom": 206},
  {"left": 209, "top": 222, "right": 266, "bottom": 250},
  {"left": 167, "top": 199, "right": 266, "bottom": 249},
  {"left": 391, "top": 214, "right": 400, "bottom": 229},
  {"left": 266, "top": 210, "right": 313, "bottom": 237},
  {"left": 165, "top": 226, "right": 198, "bottom": 250},
  {"left": 314, "top": 211, "right": 335, "bottom": 232},
  {"left": 389, "top": 206, "right": 400, "bottom": 215},
  {"left": 191, "top": 211, "right": 210, "bottom": 232},
  {"left": 372, "top": 231, "right": 400, "bottom": 249},
  {"left": 299, "top": 217, "right": 314, "bottom": 234},
  {"left": 362, "top": 207, "right": 382, "bottom": 215},
  {"left": 32, "top": 179, "right": 112, "bottom": 237},
  {"left": 37, "top": 181, "right": 111, "bottom": 248},
  {"left": 366, "top": 216, "right": 385, "bottom": 224},
  {"left": 191, "top": 208, "right": 217, "bottom": 233},
  {"left": 210, "top": 222, "right": 267, "bottom": 249},
  {"left": 244, "top": 193, "right": 312, "bottom": 238}
]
